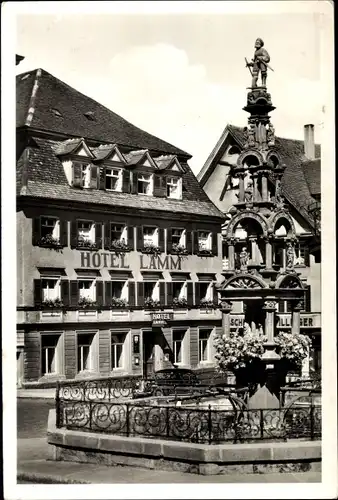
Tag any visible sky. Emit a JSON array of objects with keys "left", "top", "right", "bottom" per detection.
[{"left": 14, "top": 3, "right": 327, "bottom": 174}]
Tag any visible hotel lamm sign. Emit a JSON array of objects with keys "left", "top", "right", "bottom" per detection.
[{"left": 80, "top": 251, "right": 183, "bottom": 270}]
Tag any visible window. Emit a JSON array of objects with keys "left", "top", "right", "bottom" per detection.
[
  {"left": 167, "top": 176, "right": 182, "bottom": 199},
  {"left": 198, "top": 231, "right": 212, "bottom": 251},
  {"left": 199, "top": 282, "right": 213, "bottom": 302},
  {"left": 40, "top": 217, "right": 60, "bottom": 241},
  {"left": 41, "top": 335, "right": 60, "bottom": 375},
  {"left": 105, "top": 168, "right": 122, "bottom": 191},
  {"left": 144, "top": 282, "right": 160, "bottom": 301},
  {"left": 143, "top": 226, "right": 158, "bottom": 247},
  {"left": 138, "top": 173, "right": 153, "bottom": 196},
  {"left": 111, "top": 333, "right": 125, "bottom": 369},
  {"left": 42, "top": 278, "right": 60, "bottom": 302},
  {"left": 77, "top": 333, "right": 94, "bottom": 372},
  {"left": 172, "top": 228, "right": 186, "bottom": 249},
  {"left": 78, "top": 279, "right": 95, "bottom": 301},
  {"left": 78, "top": 220, "right": 95, "bottom": 243},
  {"left": 111, "top": 224, "right": 127, "bottom": 243},
  {"left": 294, "top": 242, "right": 309, "bottom": 266},
  {"left": 173, "top": 330, "right": 185, "bottom": 364},
  {"left": 81, "top": 164, "right": 91, "bottom": 188},
  {"left": 173, "top": 282, "right": 187, "bottom": 300},
  {"left": 199, "top": 329, "right": 212, "bottom": 363}
]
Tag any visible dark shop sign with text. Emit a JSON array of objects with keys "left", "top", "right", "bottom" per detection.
[{"left": 80, "top": 252, "right": 182, "bottom": 270}]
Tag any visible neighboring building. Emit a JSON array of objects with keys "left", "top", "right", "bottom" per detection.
[
  {"left": 16, "top": 69, "right": 225, "bottom": 387},
  {"left": 198, "top": 96, "right": 321, "bottom": 376}
]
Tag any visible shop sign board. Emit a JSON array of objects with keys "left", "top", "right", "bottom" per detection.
[{"left": 152, "top": 312, "right": 174, "bottom": 326}]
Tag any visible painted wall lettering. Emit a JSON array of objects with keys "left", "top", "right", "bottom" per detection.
[
  {"left": 80, "top": 251, "right": 130, "bottom": 269},
  {"left": 139, "top": 254, "right": 182, "bottom": 270}
]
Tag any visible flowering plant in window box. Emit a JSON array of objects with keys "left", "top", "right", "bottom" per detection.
[
  {"left": 199, "top": 298, "right": 215, "bottom": 308},
  {"left": 142, "top": 242, "right": 162, "bottom": 255},
  {"left": 38, "top": 234, "right": 61, "bottom": 248},
  {"left": 274, "top": 331, "right": 311, "bottom": 367},
  {"left": 198, "top": 247, "right": 213, "bottom": 256},
  {"left": 110, "top": 239, "right": 130, "bottom": 252},
  {"left": 42, "top": 298, "right": 64, "bottom": 308},
  {"left": 76, "top": 236, "right": 97, "bottom": 250},
  {"left": 111, "top": 297, "right": 128, "bottom": 308},
  {"left": 78, "top": 297, "right": 97, "bottom": 309},
  {"left": 172, "top": 297, "right": 188, "bottom": 308},
  {"left": 144, "top": 297, "right": 160, "bottom": 308},
  {"left": 171, "top": 243, "right": 188, "bottom": 255}
]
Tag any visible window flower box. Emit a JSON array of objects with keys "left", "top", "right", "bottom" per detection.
[
  {"left": 142, "top": 243, "right": 162, "bottom": 255},
  {"left": 109, "top": 239, "right": 130, "bottom": 253},
  {"left": 38, "top": 234, "right": 62, "bottom": 249},
  {"left": 172, "top": 297, "right": 188, "bottom": 308},
  {"left": 199, "top": 299, "right": 215, "bottom": 309},
  {"left": 171, "top": 244, "right": 188, "bottom": 255},
  {"left": 198, "top": 248, "right": 213, "bottom": 256},
  {"left": 111, "top": 297, "right": 128, "bottom": 308},
  {"left": 76, "top": 237, "right": 98, "bottom": 251},
  {"left": 42, "top": 298, "right": 64, "bottom": 309},
  {"left": 144, "top": 297, "right": 160, "bottom": 309},
  {"left": 78, "top": 297, "right": 97, "bottom": 309}
]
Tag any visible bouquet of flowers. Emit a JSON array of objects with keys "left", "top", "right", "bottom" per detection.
[{"left": 274, "top": 331, "right": 311, "bottom": 366}]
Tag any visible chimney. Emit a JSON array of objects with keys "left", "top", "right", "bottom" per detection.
[{"left": 304, "top": 124, "right": 315, "bottom": 160}]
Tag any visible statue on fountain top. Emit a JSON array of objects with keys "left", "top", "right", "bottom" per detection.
[{"left": 246, "top": 38, "right": 272, "bottom": 88}]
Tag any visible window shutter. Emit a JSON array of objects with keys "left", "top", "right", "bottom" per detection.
[
  {"left": 128, "top": 281, "right": 136, "bottom": 307},
  {"left": 104, "top": 222, "right": 111, "bottom": 250},
  {"left": 167, "top": 228, "right": 172, "bottom": 254},
  {"left": 158, "top": 228, "right": 165, "bottom": 252},
  {"left": 34, "top": 279, "right": 42, "bottom": 307},
  {"left": 95, "top": 222, "right": 102, "bottom": 249},
  {"left": 278, "top": 300, "right": 285, "bottom": 313},
  {"left": 59, "top": 220, "right": 68, "bottom": 246},
  {"left": 166, "top": 282, "right": 173, "bottom": 306},
  {"left": 159, "top": 282, "right": 165, "bottom": 306},
  {"left": 304, "top": 285, "right": 311, "bottom": 312},
  {"left": 137, "top": 282, "right": 144, "bottom": 307},
  {"left": 90, "top": 165, "right": 98, "bottom": 189},
  {"left": 194, "top": 282, "right": 200, "bottom": 306},
  {"left": 122, "top": 169, "right": 130, "bottom": 193},
  {"left": 99, "top": 167, "right": 106, "bottom": 190},
  {"left": 212, "top": 232, "right": 218, "bottom": 256},
  {"left": 304, "top": 245, "right": 310, "bottom": 267},
  {"left": 213, "top": 283, "right": 219, "bottom": 306},
  {"left": 104, "top": 281, "right": 112, "bottom": 306},
  {"left": 154, "top": 175, "right": 166, "bottom": 197},
  {"left": 96, "top": 281, "right": 104, "bottom": 307},
  {"left": 70, "top": 221, "right": 78, "bottom": 248},
  {"left": 61, "top": 280, "right": 70, "bottom": 306},
  {"left": 70, "top": 281, "right": 79, "bottom": 306},
  {"left": 32, "top": 217, "right": 41, "bottom": 246},
  {"left": 131, "top": 172, "right": 139, "bottom": 194},
  {"left": 193, "top": 231, "right": 199, "bottom": 254},
  {"left": 187, "top": 282, "right": 193, "bottom": 307},
  {"left": 72, "top": 162, "right": 83, "bottom": 188},
  {"left": 136, "top": 227, "right": 144, "bottom": 251},
  {"left": 186, "top": 230, "right": 192, "bottom": 254},
  {"left": 127, "top": 226, "right": 134, "bottom": 250}
]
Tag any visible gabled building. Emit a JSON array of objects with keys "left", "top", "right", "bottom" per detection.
[
  {"left": 198, "top": 114, "right": 321, "bottom": 376},
  {"left": 16, "top": 69, "right": 225, "bottom": 387}
]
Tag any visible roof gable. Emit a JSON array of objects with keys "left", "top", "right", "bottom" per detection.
[{"left": 16, "top": 69, "right": 191, "bottom": 158}]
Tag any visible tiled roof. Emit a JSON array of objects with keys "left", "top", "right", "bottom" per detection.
[
  {"left": 224, "top": 125, "right": 321, "bottom": 227},
  {"left": 16, "top": 69, "right": 190, "bottom": 158},
  {"left": 155, "top": 155, "right": 177, "bottom": 170},
  {"left": 17, "top": 137, "right": 224, "bottom": 219}
]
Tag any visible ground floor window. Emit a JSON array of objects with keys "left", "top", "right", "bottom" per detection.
[
  {"left": 77, "top": 333, "right": 94, "bottom": 372},
  {"left": 41, "top": 334, "right": 62, "bottom": 375},
  {"left": 172, "top": 329, "right": 188, "bottom": 365},
  {"left": 198, "top": 328, "right": 213, "bottom": 363},
  {"left": 111, "top": 333, "right": 126, "bottom": 369}
]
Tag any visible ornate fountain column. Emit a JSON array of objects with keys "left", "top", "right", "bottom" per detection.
[
  {"left": 265, "top": 234, "right": 273, "bottom": 269},
  {"left": 220, "top": 300, "right": 233, "bottom": 335},
  {"left": 291, "top": 300, "right": 302, "bottom": 335},
  {"left": 227, "top": 238, "right": 235, "bottom": 270}
]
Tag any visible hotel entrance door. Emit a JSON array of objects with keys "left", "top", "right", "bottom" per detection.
[{"left": 143, "top": 334, "right": 155, "bottom": 379}]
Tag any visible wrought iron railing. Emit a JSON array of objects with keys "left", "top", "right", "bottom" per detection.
[
  {"left": 55, "top": 399, "right": 321, "bottom": 444},
  {"left": 56, "top": 376, "right": 141, "bottom": 403}
]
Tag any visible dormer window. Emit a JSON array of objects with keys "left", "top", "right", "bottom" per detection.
[
  {"left": 81, "top": 164, "right": 91, "bottom": 188},
  {"left": 105, "top": 168, "right": 122, "bottom": 191},
  {"left": 72, "top": 161, "right": 97, "bottom": 189},
  {"left": 167, "top": 176, "right": 182, "bottom": 199},
  {"left": 138, "top": 173, "right": 153, "bottom": 196}
]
